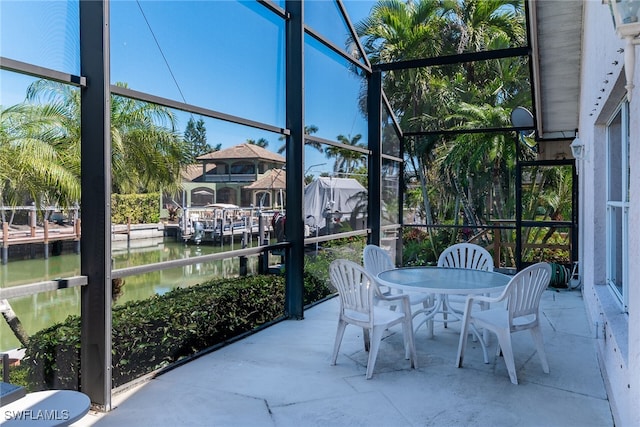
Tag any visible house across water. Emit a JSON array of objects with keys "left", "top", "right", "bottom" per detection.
[{"left": 163, "top": 143, "right": 287, "bottom": 215}]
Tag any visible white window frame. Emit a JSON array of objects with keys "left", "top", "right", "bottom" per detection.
[{"left": 606, "top": 100, "right": 630, "bottom": 312}]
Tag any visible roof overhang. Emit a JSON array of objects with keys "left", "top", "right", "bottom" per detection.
[{"left": 528, "top": 0, "right": 583, "bottom": 141}]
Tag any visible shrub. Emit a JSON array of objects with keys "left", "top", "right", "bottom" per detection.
[
  {"left": 24, "top": 317, "right": 81, "bottom": 391},
  {"left": 111, "top": 193, "right": 161, "bottom": 224},
  {"left": 402, "top": 227, "right": 456, "bottom": 266},
  {"left": 303, "top": 270, "right": 334, "bottom": 303},
  {"left": 22, "top": 273, "right": 332, "bottom": 390},
  {"left": 304, "top": 235, "right": 366, "bottom": 290},
  {"left": 402, "top": 227, "right": 433, "bottom": 266}
]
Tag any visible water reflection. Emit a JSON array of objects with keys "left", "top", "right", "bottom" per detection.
[{"left": 0, "top": 238, "right": 257, "bottom": 351}]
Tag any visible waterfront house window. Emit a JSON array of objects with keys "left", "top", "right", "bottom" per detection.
[
  {"left": 217, "top": 187, "right": 236, "bottom": 205},
  {"left": 230, "top": 162, "right": 255, "bottom": 175},
  {"left": 606, "top": 100, "right": 630, "bottom": 312},
  {"left": 191, "top": 188, "right": 215, "bottom": 207}
]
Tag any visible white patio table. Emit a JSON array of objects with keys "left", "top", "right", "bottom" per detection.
[
  {"left": 377, "top": 266, "right": 511, "bottom": 362},
  {"left": 1, "top": 389, "right": 90, "bottom": 426}
]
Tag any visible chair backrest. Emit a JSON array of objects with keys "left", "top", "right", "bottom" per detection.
[
  {"left": 330, "top": 259, "right": 375, "bottom": 324},
  {"left": 437, "top": 243, "right": 494, "bottom": 271},
  {"left": 504, "top": 262, "right": 552, "bottom": 330},
  {"left": 363, "top": 244, "right": 395, "bottom": 277}
]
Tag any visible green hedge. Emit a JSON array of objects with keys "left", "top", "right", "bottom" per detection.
[
  {"left": 22, "top": 272, "right": 332, "bottom": 390},
  {"left": 111, "top": 193, "right": 160, "bottom": 224}
]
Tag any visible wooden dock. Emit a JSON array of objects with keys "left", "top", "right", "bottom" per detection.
[
  {"left": 1, "top": 220, "right": 81, "bottom": 264},
  {"left": 1, "top": 218, "right": 167, "bottom": 264}
]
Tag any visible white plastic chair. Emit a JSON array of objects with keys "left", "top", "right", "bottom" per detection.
[
  {"left": 437, "top": 243, "right": 494, "bottom": 272},
  {"left": 363, "top": 244, "right": 434, "bottom": 328},
  {"left": 437, "top": 243, "right": 494, "bottom": 326},
  {"left": 362, "top": 245, "right": 397, "bottom": 299},
  {"left": 330, "top": 259, "right": 417, "bottom": 379},
  {"left": 455, "top": 262, "right": 552, "bottom": 384}
]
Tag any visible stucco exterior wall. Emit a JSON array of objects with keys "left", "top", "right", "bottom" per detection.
[{"left": 578, "top": 2, "right": 639, "bottom": 426}]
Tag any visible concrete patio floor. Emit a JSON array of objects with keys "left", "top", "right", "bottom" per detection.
[{"left": 74, "top": 288, "right": 613, "bottom": 427}]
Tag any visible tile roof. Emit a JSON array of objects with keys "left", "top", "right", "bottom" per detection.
[
  {"left": 196, "top": 143, "right": 286, "bottom": 163},
  {"left": 243, "top": 168, "right": 286, "bottom": 190},
  {"left": 181, "top": 163, "right": 216, "bottom": 181}
]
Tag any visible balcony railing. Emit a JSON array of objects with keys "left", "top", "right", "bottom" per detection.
[{"left": 202, "top": 174, "right": 256, "bottom": 183}]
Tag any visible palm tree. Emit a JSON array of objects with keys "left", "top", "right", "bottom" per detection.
[
  {"left": 24, "top": 79, "right": 189, "bottom": 195},
  {"left": 325, "top": 134, "right": 366, "bottom": 175},
  {"left": 0, "top": 103, "right": 81, "bottom": 210},
  {"left": 448, "top": 0, "right": 524, "bottom": 54},
  {"left": 276, "top": 124, "right": 321, "bottom": 154},
  {"left": 354, "top": 0, "right": 451, "bottom": 224},
  {"left": 434, "top": 0, "right": 529, "bottom": 229},
  {"left": 355, "top": 0, "right": 528, "bottom": 262},
  {"left": 520, "top": 164, "right": 574, "bottom": 262},
  {"left": 439, "top": 103, "right": 520, "bottom": 220}
]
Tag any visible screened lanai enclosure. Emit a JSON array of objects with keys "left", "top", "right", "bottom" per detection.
[{"left": 0, "top": 0, "right": 576, "bottom": 409}]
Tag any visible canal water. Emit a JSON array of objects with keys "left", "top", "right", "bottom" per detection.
[{"left": 0, "top": 237, "right": 259, "bottom": 351}]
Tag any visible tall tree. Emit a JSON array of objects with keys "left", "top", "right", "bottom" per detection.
[
  {"left": 354, "top": 0, "right": 451, "bottom": 224},
  {"left": 435, "top": 1, "right": 528, "bottom": 230},
  {"left": 184, "top": 117, "right": 215, "bottom": 161},
  {"left": 325, "top": 134, "right": 366, "bottom": 175},
  {"left": 276, "top": 124, "right": 321, "bottom": 154},
  {"left": 0, "top": 103, "right": 81, "bottom": 208},
  {"left": 23, "top": 79, "right": 190, "bottom": 195}
]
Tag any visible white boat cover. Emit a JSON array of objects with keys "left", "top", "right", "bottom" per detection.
[{"left": 303, "top": 177, "right": 366, "bottom": 230}]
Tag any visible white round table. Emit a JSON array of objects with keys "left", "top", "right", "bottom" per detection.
[
  {"left": 1, "top": 390, "right": 90, "bottom": 426},
  {"left": 377, "top": 266, "right": 511, "bottom": 359},
  {"left": 377, "top": 266, "right": 510, "bottom": 295}
]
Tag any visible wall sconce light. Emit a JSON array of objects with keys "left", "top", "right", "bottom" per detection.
[
  {"left": 571, "top": 133, "right": 584, "bottom": 175},
  {"left": 570, "top": 134, "right": 584, "bottom": 160},
  {"left": 607, "top": 0, "right": 640, "bottom": 100}
]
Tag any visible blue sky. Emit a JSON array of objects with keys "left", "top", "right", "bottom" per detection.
[{"left": 1, "top": 0, "right": 377, "bottom": 174}]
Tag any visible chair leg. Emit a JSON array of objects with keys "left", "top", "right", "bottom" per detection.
[
  {"left": 404, "top": 322, "right": 411, "bottom": 361},
  {"left": 403, "top": 318, "right": 418, "bottom": 369},
  {"left": 411, "top": 298, "right": 436, "bottom": 338},
  {"left": 456, "top": 315, "right": 471, "bottom": 368},
  {"left": 442, "top": 295, "right": 449, "bottom": 328},
  {"left": 468, "top": 323, "right": 489, "bottom": 363},
  {"left": 496, "top": 331, "right": 518, "bottom": 384},
  {"left": 366, "top": 326, "right": 385, "bottom": 379},
  {"left": 425, "top": 296, "right": 434, "bottom": 338},
  {"left": 331, "top": 319, "right": 348, "bottom": 365},
  {"left": 530, "top": 326, "right": 550, "bottom": 374},
  {"left": 480, "top": 299, "right": 490, "bottom": 344}
]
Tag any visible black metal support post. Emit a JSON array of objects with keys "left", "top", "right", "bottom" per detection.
[
  {"left": 79, "top": 0, "right": 112, "bottom": 410},
  {"left": 258, "top": 215, "right": 267, "bottom": 274},
  {"left": 367, "top": 71, "right": 382, "bottom": 246},
  {"left": 515, "top": 135, "right": 523, "bottom": 270},
  {"left": 284, "top": 0, "right": 304, "bottom": 319},
  {"left": 398, "top": 136, "right": 406, "bottom": 266}
]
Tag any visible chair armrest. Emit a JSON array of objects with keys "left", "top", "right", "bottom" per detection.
[
  {"left": 378, "top": 293, "right": 412, "bottom": 314},
  {"left": 465, "top": 293, "right": 503, "bottom": 305},
  {"left": 378, "top": 293, "right": 409, "bottom": 303},
  {"left": 462, "top": 292, "right": 508, "bottom": 316}
]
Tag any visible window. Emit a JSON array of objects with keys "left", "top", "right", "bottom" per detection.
[
  {"left": 606, "top": 101, "right": 629, "bottom": 312},
  {"left": 191, "top": 188, "right": 214, "bottom": 207},
  {"left": 217, "top": 187, "right": 236, "bottom": 205},
  {"left": 230, "top": 162, "right": 255, "bottom": 175}
]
